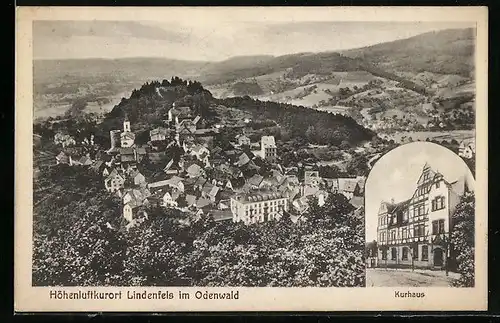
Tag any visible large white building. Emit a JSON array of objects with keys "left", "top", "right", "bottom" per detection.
[
  {"left": 260, "top": 136, "right": 277, "bottom": 162},
  {"left": 376, "top": 163, "right": 471, "bottom": 270},
  {"left": 230, "top": 190, "right": 289, "bottom": 224}
]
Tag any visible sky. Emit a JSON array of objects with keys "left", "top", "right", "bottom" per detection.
[
  {"left": 365, "top": 142, "right": 475, "bottom": 242},
  {"left": 33, "top": 20, "right": 474, "bottom": 61}
]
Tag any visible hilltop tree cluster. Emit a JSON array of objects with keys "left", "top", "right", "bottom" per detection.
[{"left": 219, "top": 96, "right": 374, "bottom": 146}]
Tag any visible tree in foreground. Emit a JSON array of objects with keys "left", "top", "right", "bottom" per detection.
[{"left": 451, "top": 191, "right": 475, "bottom": 287}]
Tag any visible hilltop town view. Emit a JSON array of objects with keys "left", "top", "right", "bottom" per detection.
[{"left": 32, "top": 20, "right": 476, "bottom": 287}]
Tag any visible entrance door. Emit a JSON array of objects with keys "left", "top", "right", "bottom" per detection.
[{"left": 434, "top": 248, "right": 444, "bottom": 267}]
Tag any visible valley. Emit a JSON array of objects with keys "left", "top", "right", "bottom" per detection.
[{"left": 33, "top": 27, "right": 476, "bottom": 142}]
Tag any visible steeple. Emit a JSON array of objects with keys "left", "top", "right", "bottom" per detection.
[{"left": 123, "top": 113, "right": 131, "bottom": 132}]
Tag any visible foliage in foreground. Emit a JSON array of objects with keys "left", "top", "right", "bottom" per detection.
[
  {"left": 451, "top": 191, "right": 475, "bottom": 288},
  {"left": 33, "top": 169, "right": 365, "bottom": 287}
]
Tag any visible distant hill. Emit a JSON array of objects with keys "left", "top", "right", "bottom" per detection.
[
  {"left": 342, "top": 28, "right": 475, "bottom": 78},
  {"left": 34, "top": 58, "right": 208, "bottom": 84},
  {"left": 231, "top": 81, "right": 264, "bottom": 96},
  {"left": 200, "top": 52, "right": 364, "bottom": 85},
  {"left": 98, "top": 77, "right": 374, "bottom": 147},
  {"left": 33, "top": 28, "right": 475, "bottom": 124}
]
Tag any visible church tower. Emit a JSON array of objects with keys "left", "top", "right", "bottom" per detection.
[{"left": 123, "top": 114, "right": 131, "bottom": 132}]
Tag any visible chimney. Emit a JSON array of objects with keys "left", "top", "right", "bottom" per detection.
[{"left": 391, "top": 198, "right": 395, "bottom": 204}]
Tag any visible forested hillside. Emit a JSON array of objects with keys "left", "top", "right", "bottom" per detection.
[{"left": 343, "top": 28, "right": 475, "bottom": 77}]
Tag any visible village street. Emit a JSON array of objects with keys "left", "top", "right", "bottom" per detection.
[{"left": 366, "top": 268, "right": 460, "bottom": 287}]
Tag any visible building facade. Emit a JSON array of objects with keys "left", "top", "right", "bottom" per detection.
[
  {"left": 230, "top": 191, "right": 289, "bottom": 224},
  {"left": 458, "top": 139, "right": 475, "bottom": 159},
  {"left": 120, "top": 119, "right": 135, "bottom": 148},
  {"left": 376, "top": 163, "right": 468, "bottom": 270},
  {"left": 261, "top": 136, "right": 277, "bottom": 162}
]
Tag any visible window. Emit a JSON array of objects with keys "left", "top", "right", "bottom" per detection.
[
  {"left": 438, "top": 196, "right": 445, "bottom": 209},
  {"left": 402, "top": 228, "right": 407, "bottom": 239},
  {"left": 414, "top": 224, "right": 425, "bottom": 237},
  {"left": 414, "top": 204, "right": 425, "bottom": 216},
  {"left": 413, "top": 245, "right": 419, "bottom": 260},
  {"left": 432, "top": 220, "right": 438, "bottom": 235},
  {"left": 422, "top": 245, "right": 429, "bottom": 261},
  {"left": 432, "top": 196, "right": 446, "bottom": 211},
  {"left": 438, "top": 219, "right": 445, "bottom": 234},
  {"left": 436, "top": 181, "right": 440, "bottom": 188},
  {"left": 391, "top": 248, "right": 397, "bottom": 260},
  {"left": 403, "top": 211, "right": 408, "bottom": 222},
  {"left": 381, "top": 249, "right": 387, "bottom": 260},
  {"left": 402, "top": 247, "right": 408, "bottom": 260}
]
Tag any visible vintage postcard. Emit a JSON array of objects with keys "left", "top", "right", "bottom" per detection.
[{"left": 15, "top": 6, "right": 488, "bottom": 312}]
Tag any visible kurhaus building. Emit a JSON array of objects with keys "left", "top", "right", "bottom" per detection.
[
  {"left": 376, "top": 163, "right": 471, "bottom": 270},
  {"left": 230, "top": 190, "right": 289, "bottom": 224}
]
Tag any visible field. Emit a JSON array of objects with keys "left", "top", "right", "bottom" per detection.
[
  {"left": 315, "top": 105, "right": 352, "bottom": 115},
  {"left": 380, "top": 130, "right": 474, "bottom": 143}
]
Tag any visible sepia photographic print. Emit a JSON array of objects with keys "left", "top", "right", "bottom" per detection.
[{"left": 16, "top": 6, "right": 487, "bottom": 312}]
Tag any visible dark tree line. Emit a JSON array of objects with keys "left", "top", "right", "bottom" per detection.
[{"left": 218, "top": 96, "right": 375, "bottom": 146}]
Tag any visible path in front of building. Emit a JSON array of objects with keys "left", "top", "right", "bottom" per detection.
[{"left": 366, "top": 268, "right": 460, "bottom": 287}]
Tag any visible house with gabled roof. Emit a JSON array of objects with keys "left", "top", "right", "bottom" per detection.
[
  {"left": 162, "top": 190, "right": 181, "bottom": 207},
  {"left": 129, "top": 169, "right": 147, "bottom": 187},
  {"left": 104, "top": 169, "right": 125, "bottom": 193},
  {"left": 150, "top": 127, "right": 168, "bottom": 142},
  {"left": 246, "top": 174, "right": 264, "bottom": 189},
  {"left": 163, "top": 159, "right": 182, "bottom": 175},
  {"left": 148, "top": 175, "right": 185, "bottom": 192},
  {"left": 186, "top": 194, "right": 197, "bottom": 208},
  {"left": 79, "top": 155, "right": 93, "bottom": 166},
  {"left": 168, "top": 104, "right": 193, "bottom": 124},
  {"left": 292, "top": 196, "right": 311, "bottom": 215},
  {"left": 123, "top": 202, "right": 148, "bottom": 224},
  {"left": 56, "top": 151, "right": 70, "bottom": 165},
  {"left": 201, "top": 183, "right": 220, "bottom": 202},
  {"left": 376, "top": 163, "right": 473, "bottom": 270},
  {"left": 189, "top": 144, "right": 210, "bottom": 164},
  {"left": 135, "top": 147, "right": 148, "bottom": 162},
  {"left": 195, "top": 197, "right": 212, "bottom": 209},
  {"left": 458, "top": 139, "right": 475, "bottom": 159},
  {"left": 194, "top": 176, "right": 208, "bottom": 191},
  {"left": 304, "top": 170, "right": 321, "bottom": 186},
  {"left": 123, "top": 187, "right": 150, "bottom": 207},
  {"left": 237, "top": 135, "right": 251, "bottom": 146},
  {"left": 237, "top": 152, "right": 251, "bottom": 167},
  {"left": 186, "top": 163, "right": 204, "bottom": 178},
  {"left": 177, "top": 119, "right": 197, "bottom": 135},
  {"left": 337, "top": 178, "right": 360, "bottom": 199}
]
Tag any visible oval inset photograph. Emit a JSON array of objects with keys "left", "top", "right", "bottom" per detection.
[{"left": 365, "top": 142, "right": 475, "bottom": 287}]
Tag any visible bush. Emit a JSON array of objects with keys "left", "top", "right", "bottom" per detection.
[{"left": 451, "top": 192, "right": 475, "bottom": 287}]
